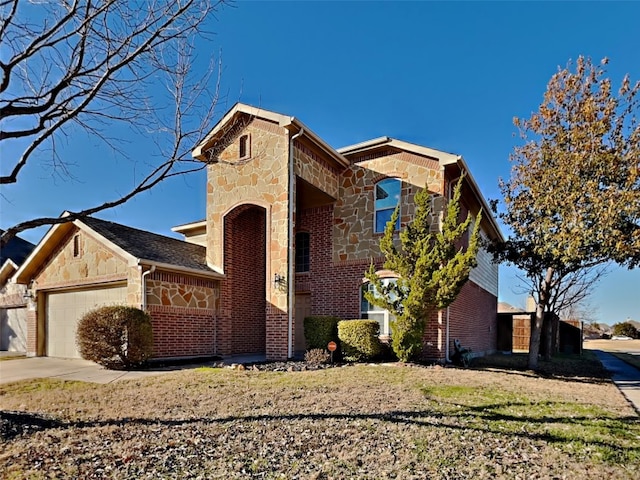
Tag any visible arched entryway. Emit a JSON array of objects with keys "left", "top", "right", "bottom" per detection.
[{"left": 222, "top": 204, "right": 267, "bottom": 355}]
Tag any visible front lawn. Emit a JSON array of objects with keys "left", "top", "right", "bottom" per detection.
[{"left": 1, "top": 354, "right": 638, "bottom": 479}]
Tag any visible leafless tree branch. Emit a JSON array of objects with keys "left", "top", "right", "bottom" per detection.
[{"left": 0, "top": 0, "right": 230, "bottom": 246}]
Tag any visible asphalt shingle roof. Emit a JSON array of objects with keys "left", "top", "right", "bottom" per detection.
[
  {"left": 81, "top": 217, "right": 213, "bottom": 273},
  {"left": 0, "top": 231, "right": 36, "bottom": 266}
]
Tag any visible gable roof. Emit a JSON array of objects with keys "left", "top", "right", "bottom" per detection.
[
  {"left": 0, "top": 231, "right": 35, "bottom": 266},
  {"left": 338, "top": 136, "right": 504, "bottom": 242},
  {"left": 338, "top": 136, "right": 461, "bottom": 164},
  {"left": 192, "top": 102, "right": 350, "bottom": 168},
  {"left": 81, "top": 217, "right": 216, "bottom": 274},
  {"left": 15, "top": 215, "right": 223, "bottom": 284}
]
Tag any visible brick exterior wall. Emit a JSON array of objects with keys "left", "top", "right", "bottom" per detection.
[
  {"left": 296, "top": 204, "right": 497, "bottom": 361},
  {"left": 147, "top": 305, "right": 216, "bottom": 358},
  {"left": 447, "top": 280, "right": 497, "bottom": 356},
  {"left": 221, "top": 205, "right": 267, "bottom": 355},
  {"left": 25, "top": 308, "right": 37, "bottom": 356}
]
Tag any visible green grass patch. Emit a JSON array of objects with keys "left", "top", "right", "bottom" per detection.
[{"left": 421, "top": 383, "right": 640, "bottom": 465}]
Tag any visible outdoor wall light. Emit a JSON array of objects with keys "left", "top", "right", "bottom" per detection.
[
  {"left": 274, "top": 273, "right": 286, "bottom": 289},
  {"left": 23, "top": 290, "right": 34, "bottom": 300}
]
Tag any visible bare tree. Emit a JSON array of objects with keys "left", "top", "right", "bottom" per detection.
[
  {"left": 509, "top": 265, "right": 607, "bottom": 354},
  {"left": 0, "top": 0, "right": 228, "bottom": 246}
]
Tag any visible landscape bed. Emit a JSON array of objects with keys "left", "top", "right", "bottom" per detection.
[{"left": 0, "top": 353, "right": 638, "bottom": 479}]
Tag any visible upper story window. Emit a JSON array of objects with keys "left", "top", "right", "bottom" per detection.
[
  {"left": 239, "top": 134, "right": 250, "bottom": 159},
  {"left": 295, "top": 231, "right": 310, "bottom": 273},
  {"left": 375, "top": 178, "right": 401, "bottom": 233}
]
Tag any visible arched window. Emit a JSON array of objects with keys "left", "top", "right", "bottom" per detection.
[
  {"left": 295, "top": 231, "right": 310, "bottom": 273},
  {"left": 360, "top": 278, "right": 397, "bottom": 336},
  {"left": 375, "top": 178, "right": 401, "bottom": 233}
]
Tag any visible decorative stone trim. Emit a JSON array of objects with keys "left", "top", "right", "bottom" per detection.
[{"left": 149, "top": 271, "right": 218, "bottom": 289}]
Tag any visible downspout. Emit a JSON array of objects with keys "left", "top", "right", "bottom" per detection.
[
  {"left": 288, "top": 126, "right": 304, "bottom": 359},
  {"left": 445, "top": 306, "right": 450, "bottom": 362},
  {"left": 141, "top": 265, "right": 156, "bottom": 311}
]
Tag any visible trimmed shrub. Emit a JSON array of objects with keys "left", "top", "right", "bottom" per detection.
[
  {"left": 304, "top": 348, "right": 330, "bottom": 366},
  {"left": 338, "top": 320, "right": 382, "bottom": 362},
  {"left": 304, "top": 315, "right": 341, "bottom": 350},
  {"left": 76, "top": 305, "right": 153, "bottom": 370}
]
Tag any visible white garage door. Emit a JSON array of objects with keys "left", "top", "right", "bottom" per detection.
[
  {"left": 47, "top": 285, "right": 127, "bottom": 358},
  {"left": 1, "top": 307, "right": 27, "bottom": 351}
]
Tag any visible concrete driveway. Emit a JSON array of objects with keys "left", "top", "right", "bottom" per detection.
[
  {"left": 0, "top": 353, "right": 267, "bottom": 385},
  {"left": 0, "top": 357, "right": 193, "bottom": 384}
]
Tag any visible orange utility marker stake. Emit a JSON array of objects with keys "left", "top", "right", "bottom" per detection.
[{"left": 327, "top": 341, "right": 337, "bottom": 364}]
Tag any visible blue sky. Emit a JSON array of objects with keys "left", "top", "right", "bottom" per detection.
[{"left": 2, "top": 1, "right": 639, "bottom": 324}]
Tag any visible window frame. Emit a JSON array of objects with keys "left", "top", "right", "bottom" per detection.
[
  {"left": 360, "top": 278, "right": 397, "bottom": 337},
  {"left": 239, "top": 134, "right": 250, "bottom": 159},
  {"left": 295, "top": 231, "right": 310, "bottom": 273},
  {"left": 72, "top": 234, "right": 81, "bottom": 258},
  {"left": 374, "top": 177, "right": 401, "bottom": 233}
]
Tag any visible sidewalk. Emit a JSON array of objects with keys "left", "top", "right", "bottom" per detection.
[
  {"left": 0, "top": 354, "right": 268, "bottom": 385},
  {"left": 592, "top": 350, "right": 640, "bottom": 414}
]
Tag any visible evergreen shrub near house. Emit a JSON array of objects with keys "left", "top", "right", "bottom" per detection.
[
  {"left": 76, "top": 306, "right": 153, "bottom": 370},
  {"left": 338, "top": 320, "right": 382, "bottom": 362},
  {"left": 304, "top": 315, "right": 340, "bottom": 350}
]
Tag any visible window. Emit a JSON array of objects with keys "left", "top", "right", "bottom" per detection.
[
  {"left": 72, "top": 234, "right": 81, "bottom": 257},
  {"left": 375, "top": 178, "right": 401, "bottom": 233},
  {"left": 239, "top": 134, "right": 250, "bottom": 159},
  {"left": 295, "top": 232, "right": 310, "bottom": 273},
  {"left": 360, "top": 278, "right": 397, "bottom": 336}
]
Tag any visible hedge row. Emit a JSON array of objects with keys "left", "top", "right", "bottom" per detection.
[{"left": 304, "top": 316, "right": 385, "bottom": 362}]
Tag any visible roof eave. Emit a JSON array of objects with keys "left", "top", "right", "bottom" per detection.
[
  {"left": 139, "top": 260, "right": 225, "bottom": 280},
  {"left": 15, "top": 218, "right": 76, "bottom": 284},
  {"left": 192, "top": 103, "right": 350, "bottom": 168},
  {"left": 0, "top": 259, "right": 18, "bottom": 286},
  {"left": 171, "top": 220, "right": 207, "bottom": 234},
  {"left": 451, "top": 156, "right": 505, "bottom": 242},
  {"left": 284, "top": 117, "right": 350, "bottom": 168}
]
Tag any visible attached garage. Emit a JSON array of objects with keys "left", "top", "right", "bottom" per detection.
[{"left": 46, "top": 285, "right": 127, "bottom": 358}]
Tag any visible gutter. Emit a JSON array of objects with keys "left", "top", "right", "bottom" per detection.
[{"left": 288, "top": 126, "right": 304, "bottom": 359}]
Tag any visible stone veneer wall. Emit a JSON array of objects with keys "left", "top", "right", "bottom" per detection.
[
  {"left": 334, "top": 150, "right": 445, "bottom": 263},
  {"left": 33, "top": 229, "right": 129, "bottom": 291},
  {"left": 293, "top": 141, "right": 340, "bottom": 199},
  {"left": 206, "top": 117, "right": 290, "bottom": 359},
  {"left": 145, "top": 271, "right": 219, "bottom": 358}
]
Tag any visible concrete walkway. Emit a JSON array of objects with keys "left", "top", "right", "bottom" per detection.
[
  {"left": 0, "top": 354, "right": 267, "bottom": 385},
  {"left": 593, "top": 350, "right": 640, "bottom": 414}
]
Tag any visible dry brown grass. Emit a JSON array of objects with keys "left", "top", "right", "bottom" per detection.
[
  {"left": 1, "top": 355, "right": 639, "bottom": 479},
  {"left": 585, "top": 339, "right": 640, "bottom": 352}
]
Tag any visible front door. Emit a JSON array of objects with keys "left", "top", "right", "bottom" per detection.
[{"left": 294, "top": 293, "right": 312, "bottom": 353}]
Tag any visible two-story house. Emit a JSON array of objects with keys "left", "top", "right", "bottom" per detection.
[{"left": 15, "top": 103, "right": 503, "bottom": 362}]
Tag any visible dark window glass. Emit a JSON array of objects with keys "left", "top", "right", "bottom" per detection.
[
  {"left": 239, "top": 135, "right": 249, "bottom": 158},
  {"left": 295, "top": 232, "right": 310, "bottom": 272}
]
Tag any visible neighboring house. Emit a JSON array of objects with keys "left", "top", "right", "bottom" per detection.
[
  {"left": 16, "top": 103, "right": 503, "bottom": 362},
  {"left": 0, "top": 232, "right": 36, "bottom": 352}
]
